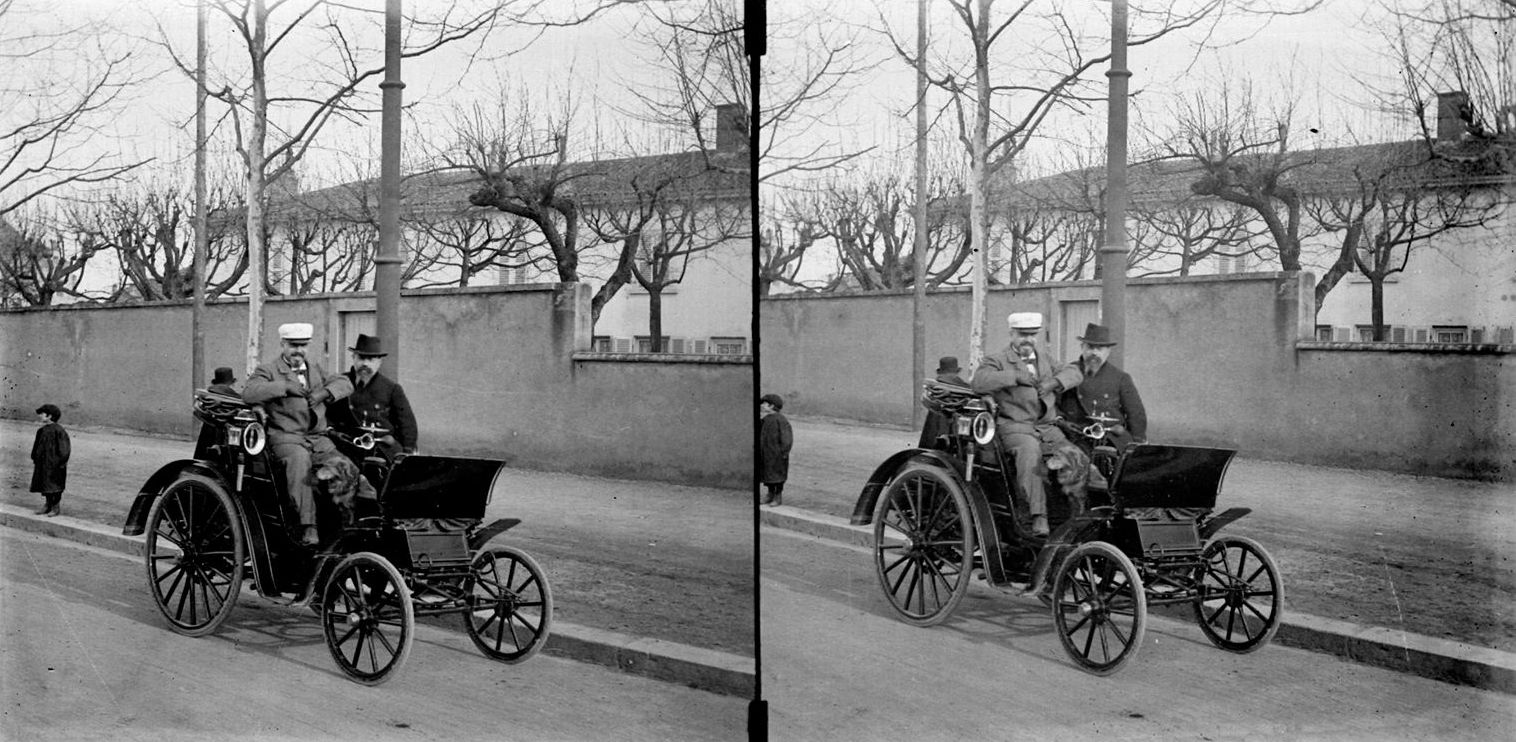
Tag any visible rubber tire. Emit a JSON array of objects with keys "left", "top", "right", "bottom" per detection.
[
  {"left": 1192, "top": 535, "right": 1284, "bottom": 653},
  {"left": 144, "top": 473, "right": 246, "bottom": 637},
  {"left": 1052, "top": 541, "right": 1147, "bottom": 675},
  {"left": 322, "top": 552, "right": 414, "bottom": 685},
  {"left": 463, "top": 546, "right": 553, "bottom": 663},
  {"left": 872, "top": 463, "right": 976, "bottom": 627}
]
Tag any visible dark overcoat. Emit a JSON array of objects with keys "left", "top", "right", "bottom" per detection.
[
  {"left": 30, "top": 422, "right": 70, "bottom": 493},
  {"left": 329, "top": 370, "right": 419, "bottom": 451},
  {"left": 760, "top": 411, "right": 793, "bottom": 484},
  {"left": 918, "top": 372, "right": 969, "bottom": 448},
  {"left": 1058, "top": 359, "right": 1147, "bottom": 445}
]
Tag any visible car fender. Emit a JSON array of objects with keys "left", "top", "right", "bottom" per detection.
[
  {"left": 122, "top": 459, "right": 233, "bottom": 536},
  {"left": 849, "top": 448, "right": 963, "bottom": 526},
  {"left": 851, "top": 448, "right": 1012, "bottom": 586}
]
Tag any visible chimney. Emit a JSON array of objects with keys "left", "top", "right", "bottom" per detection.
[
  {"left": 713, "top": 103, "right": 748, "bottom": 154},
  {"left": 1436, "top": 91, "right": 1470, "bottom": 144}
]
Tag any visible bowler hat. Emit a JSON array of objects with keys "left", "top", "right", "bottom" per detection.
[
  {"left": 935, "top": 356, "right": 962, "bottom": 375},
  {"left": 348, "top": 334, "right": 387, "bottom": 357},
  {"left": 211, "top": 367, "right": 237, "bottom": 384},
  {"left": 760, "top": 393, "right": 784, "bottom": 410},
  {"left": 1077, "top": 323, "right": 1118, "bottom": 346}
]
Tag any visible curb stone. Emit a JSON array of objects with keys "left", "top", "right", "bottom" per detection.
[
  {"left": 0, "top": 503, "right": 755, "bottom": 698},
  {"left": 760, "top": 503, "right": 1516, "bottom": 696}
]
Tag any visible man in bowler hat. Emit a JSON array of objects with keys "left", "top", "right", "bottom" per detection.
[
  {"left": 328, "top": 333, "right": 418, "bottom": 462},
  {"left": 1058, "top": 323, "right": 1146, "bottom": 451},
  {"left": 208, "top": 367, "right": 241, "bottom": 398},
  {"left": 918, "top": 356, "right": 969, "bottom": 448}
]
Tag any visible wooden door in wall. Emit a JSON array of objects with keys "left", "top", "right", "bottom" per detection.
[
  {"left": 1059, "top": 300, "right": 1100, "bottom": 363},
  {"left": 339, "top": 311, "right": 376, "bottom": 367}
]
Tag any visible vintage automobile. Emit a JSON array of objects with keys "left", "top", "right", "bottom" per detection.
[
  {"left": 122, "top": 390, "right": 552, "bottom": 684},
  {"left": 851, "top": 380, "right": 1282, "bottom": 675}
]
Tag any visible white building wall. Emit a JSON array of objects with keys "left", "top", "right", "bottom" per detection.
[
  {"left": 1311, "top": 191, "right": 1516, "bottom": 342},
  {"left": 591, "top": 237, "right": 751, "bottom": 353}
]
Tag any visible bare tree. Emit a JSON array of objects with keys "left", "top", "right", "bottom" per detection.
[
  {"left": 65, "top": 182, "right": 246, "bottom": 301},
  {"left": 409, "top": 207, "right": 539, "bottom": 288},
  {"left": 1, "top": 0, "right": 151, "bottom": 218},
  {"left": 784, "top": 168, "right": 971, "bottom": 291},
  {"left": 1130, "top": 198, "right": 1265, "bottom": 277},
  {"left": 457, "top": 98, "right": 625, "bottom": 320},
  {"left": 758, "top": 203, "right": 840, "bottom": 296},
  {"left": 158, "top": 0, "right": 516, "bottom": 374},
  {"left": 887, "top": 0, "right": 1227, "bottom": 367},
  {"left": 756, "top": 2, "right": 878, "bottom": 182},
  {"left": 1374, "top": 0, "right": 1515, "bottom": 162},
  {"left": 1154, "top": 82, "right": 1322, "bottom": 273},
  {"left": 1306, "top": 144, "right": 1502, "bottom": 336},
  {"left": 0, "top": 207, "right": 113, "bottom": 306}
]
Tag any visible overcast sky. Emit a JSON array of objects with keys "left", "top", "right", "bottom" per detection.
[
  {"left": 7, "top": 0, "right": 687, "bottom": 196},
  {"left": 764, "top": 0, "right": 1410, "bottom": 187}
]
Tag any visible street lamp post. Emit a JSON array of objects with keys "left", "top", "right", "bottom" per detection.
[
  {"left": 376, "top": 0, "right": 404, "bottom": 378},
  {"left": 1101, "top": 0, "right": 1130, "bottom": 365}
]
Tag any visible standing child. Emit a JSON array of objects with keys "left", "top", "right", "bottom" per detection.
[
  {"left": 30, "top": 403, "right": 70, "bottom": 517},
  {"left": 759, "top": 394, "right": 792, "bottom": 507}
]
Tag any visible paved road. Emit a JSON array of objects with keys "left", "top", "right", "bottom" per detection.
[
  {"left": 0, "top": 529, "right": 745, "bottom": 742},
  {"left": 0, "top": 419, "right": 752, "bottom": 658},
  {"left": 781, "top": 417, "right": 1516, "bottom": 653},
  {"left": 760, "top": 528, "right": 1516, "bottom": 741}
]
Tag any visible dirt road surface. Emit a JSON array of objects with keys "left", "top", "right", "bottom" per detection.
[
  {"left": 1, "top": 530, "right": 745, "bottom": 741},
  {"left": 761, "top": 527, "right": 1516, "bottom": 741}
]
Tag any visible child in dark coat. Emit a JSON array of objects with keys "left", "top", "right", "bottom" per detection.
[
  {"left": 30, "top": 403, "right": 70, "bottom": 517},
  {"left": 759, "top": 394, "right": 793, "bottom": 507}
]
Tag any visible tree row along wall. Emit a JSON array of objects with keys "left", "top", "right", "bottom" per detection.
[
  {"left": 758, "top": 272, "right": 1514, "bottom": 480},
  {"left": 0, "top": 283, "right": 753, "bottom": 490}
]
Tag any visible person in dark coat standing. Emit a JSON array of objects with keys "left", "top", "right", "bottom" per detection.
[
  {"left": 207, "top": 366, "right": 241, "bottom": 398},
  {"left": 918, "top": 356, "right": 969, "bottom": 448},
  {"left": 328, "top": 333, "right": 418, "bottom": 463},
  {"left": 1057, "top": 323, "right": 1147, "bottom": 451},
  {"left": 759, "top": 393, "right": 793, "bottom": 507},
  {"left": 30, "top": 403, "right": 70, "bottom": 517}
]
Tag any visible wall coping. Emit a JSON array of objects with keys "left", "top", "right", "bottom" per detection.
[
  {"left": 761, "top": 271, "right": 1300, "bottom": 301},
  {"left": 0, "top": 282, "right": 568, "bottom": 314},
  {"left": 1297, "top": 340, "right": 1515, "bottom": 355},
  {"left": 572, "top": 351, "right": 753, "bottom": 365}
]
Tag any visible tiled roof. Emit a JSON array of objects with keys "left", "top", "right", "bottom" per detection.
[
  {"left": 270, "top": 149, "right": 749, "bottom": 223},
  {"left": 998, "top": 138, "right": 1512, "bottom": 212}
]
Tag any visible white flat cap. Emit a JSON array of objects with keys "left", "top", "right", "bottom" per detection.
[
  {"left": 278, "top": 322, "right": 314, "bottom": 342},
  {"left": 1007, "top": 312, "right": 1043, "bottom": 331}
]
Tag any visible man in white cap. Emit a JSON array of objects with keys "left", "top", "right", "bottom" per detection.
[
  {"left": 242, "top": 322, "right": 354, "bottom": 546},
  {"left": 971, "top": 312, "right": 1083, "bottom": 536}
]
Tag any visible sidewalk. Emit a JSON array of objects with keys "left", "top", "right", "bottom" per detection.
[
  {"left": 0, "top": 419, "right": 754, "bottom": 697},
  {"left": 763, "top": 416, "right": 1516, "bottom": 695}
]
